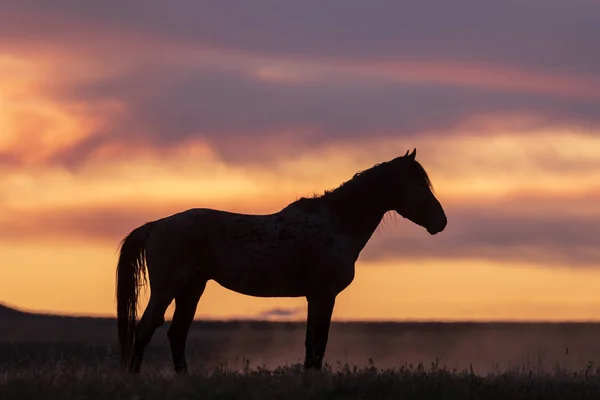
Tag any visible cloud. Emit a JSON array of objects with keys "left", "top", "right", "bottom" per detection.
[
  {"left": 257, "top": 307, "right": 305, "bottom": 320},
  {"left": 363, "top": 209, "right": 600, "bottom": 268},
  {"left": 2, "top": 192, "right": 599, "bottom": 268},
  {"left": 0, "top": 206, "right": 152, "bottom": 245},
  {"left": 2, "top": 0, "right": 600, "bottom": 75},
  {"left": 32, "top": 62, "right": 600, "bottom": 167},
  {"left": 2, "top": 0, "right": 600, "bottom": 168},
  {"left": 1, "top": 1, "right": 599, "bottom": 271}
]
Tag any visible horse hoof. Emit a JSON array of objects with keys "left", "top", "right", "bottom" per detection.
[
  {"left": 303, "top": 363, "right": 323, "bottom": 372},
  {"left": 175, "top": 363, "right": 188, "bottom": 375}
]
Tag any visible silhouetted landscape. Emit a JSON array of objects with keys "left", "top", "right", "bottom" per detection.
[{"left": 4, "top": 303, "right": 600, "bottom": 398}]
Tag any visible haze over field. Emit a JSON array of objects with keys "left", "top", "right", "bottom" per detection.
[
  {"left": 2, "top": 1, "right": 600, "bottom": 321},
  {"left": 3, "top": 304, "right": 600, "bottom": 377}
]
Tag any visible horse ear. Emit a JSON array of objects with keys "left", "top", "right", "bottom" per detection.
[
  {"left": 409, "top": 148, "right": 417, "bottom": 160},
  {"left": 403, "top": 150, "right": 409, "bottom": 157}
]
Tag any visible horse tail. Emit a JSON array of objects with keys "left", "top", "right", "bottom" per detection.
[{"left": 116, "top": 222, "right": 153, "bottom": 370}]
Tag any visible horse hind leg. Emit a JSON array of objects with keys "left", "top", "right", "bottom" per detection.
[
  {"left": 129, "top": 292, "right": 174, "bottom": 373},
  {"left": 167, "top": 273, "right": 207, "bottom": 374}
]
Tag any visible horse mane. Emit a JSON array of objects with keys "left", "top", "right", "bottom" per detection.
[
  {"left": 292, "top": 156, "right": 433, "bottom": 212},
  {"left": 292, "top": 163, "right": 384, "bottom": 207}
]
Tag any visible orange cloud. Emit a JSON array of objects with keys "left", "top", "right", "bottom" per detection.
[
  {"left": 3, "top": 34, "right": 600, "bottom": 170},
  {"left": 0, "top": 54, "right": 125, "bottom": 166},
  {"left": 2, "top": 133, "right": 600, "bottom": 273}
]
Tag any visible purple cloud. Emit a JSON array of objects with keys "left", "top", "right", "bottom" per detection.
[
  {"left": 361, "top": 206, "right": 600, "bottom": 268},
  {"left": 2, "top": 196, "right": 599, "bottom": 268},
  {"left": 2, "top": 0, "right": 600, "bottom": 74},
  {"left": 1, "top": 0, "right": 599, "bottom": 168},
  {"left": 257, "top": 307, "right": 305, "bottom": 319},
  {"left": 37, "top": 63, "right": 600, "bottom": 167}
]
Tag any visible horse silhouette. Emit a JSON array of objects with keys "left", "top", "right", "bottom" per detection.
[{"left": 115, "top": 148, "right": 447, "bottom": 374}]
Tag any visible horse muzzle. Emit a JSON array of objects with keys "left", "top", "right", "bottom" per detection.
[{"left": 426, "top": 217, "right": 447, "bottom": 235}]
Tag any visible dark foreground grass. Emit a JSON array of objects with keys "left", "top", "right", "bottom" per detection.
[{"left": 4, "top": 359, "right": 600, "bottom": 400}]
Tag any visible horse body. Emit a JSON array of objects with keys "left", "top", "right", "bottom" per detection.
[
  {"left": 116, "top": 149, "right": 447, "bottom": 374},
  {"left": 144, "top": 203, "right": 356, "bottom": 299}
]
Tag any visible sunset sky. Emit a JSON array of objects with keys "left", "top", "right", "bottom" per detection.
[{"left": 2, "top": 0, "right": 600, "bottom": 321}]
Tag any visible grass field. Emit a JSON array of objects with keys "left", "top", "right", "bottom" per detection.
[
  {"left": 5, "top": 359, "right": 600, "bottom": 400},
  {"left": 3, "top": 305, "right": 600, "bottom": 399}
]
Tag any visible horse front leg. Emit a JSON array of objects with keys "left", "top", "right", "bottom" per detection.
[{"left": 304, "top": 294, "right": 336, "bottom": 370}]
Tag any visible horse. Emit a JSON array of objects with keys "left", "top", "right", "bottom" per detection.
[{"left": 115, "top": 148, "right": 447, "bottom": 374}]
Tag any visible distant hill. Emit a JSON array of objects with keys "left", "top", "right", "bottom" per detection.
[
  {"left": 0, "top": 303, "right": 112, "bottom": 321},
  {"left": 0, "top": 303, "right": 30, "bottom": 318}
]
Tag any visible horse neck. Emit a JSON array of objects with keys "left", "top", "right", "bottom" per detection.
[{"left": 325, "top": 178, "right": 390, "bottom": 258}]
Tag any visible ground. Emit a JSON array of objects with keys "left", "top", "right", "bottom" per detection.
[{"left": 3, "top": 305, "right": 600, "bottom": 399}]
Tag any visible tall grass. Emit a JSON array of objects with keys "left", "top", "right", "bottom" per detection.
[{"left": 3, "top": 357, "right": 600, "bottom": 400}]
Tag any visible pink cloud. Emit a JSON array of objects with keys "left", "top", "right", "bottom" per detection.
[{"left": 2, "top": 192, "right": 599, "bottom": 268}]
